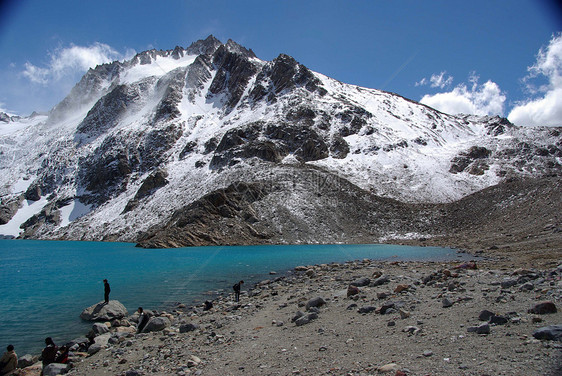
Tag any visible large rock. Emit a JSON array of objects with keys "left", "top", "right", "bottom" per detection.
[
  {"left": 350, "top": 277, "right": 370, "bottom": 287},
  {"left": 142, "top": 317, "right": 171, "bottom": 333},
  {"left": 92, "top": 322, "right": 110, "bottom": 335},
  {"left": 42, "top": 363, "right": 68, "bottom": 376},
  {"left": 80, "top": 300, "right": 128, "bottom": 321},
  {"left": 17, "top": 354, "right": 37, "bottom": 368},
  {"left": 529, "top": 301, "right": 557, "bottom": 314},
  {"left": 533, "top": 325, "right": 562, "bottom": 341},
  {"left": 305, "top": 297, "right": 326, "bottom": 311}
]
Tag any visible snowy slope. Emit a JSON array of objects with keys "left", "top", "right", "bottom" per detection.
[{"left": 0, "top": 36, "right": 560, "bottom": 242}]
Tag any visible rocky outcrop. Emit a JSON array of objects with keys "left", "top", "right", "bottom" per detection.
[
  {"left": 136, "top": 181, "right": 272, "bottom": 248},
  {"left": 123, "top": 169, "right": 169, "bottom": 213},
  {"left": 250, "top": 54, "right": 326, "bottom": 104},
  {"left": 0, "top": 194, "right": 23, "bottom": 224},
  {"left": 80, "top": 301, "right": 128, "bottom": 322},
  {"left": 76, "top": 78, "right": 155, "bottom": 141},
  {"left": 210, "top": 121, "right": 329, "bottom": 168},
  {"left": 209, "top": 42, "right": 260, "bottom": 111}
]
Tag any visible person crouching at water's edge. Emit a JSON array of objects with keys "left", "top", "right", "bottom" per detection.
[
  {"left": 103, "top": 279, "right": 110, "bottom": 303},
  {"left": 233, "top": 280, "right": 244, "bottom": 302},
  {"left": 0, "top": 344, "right": 17, "bottom": 376}
]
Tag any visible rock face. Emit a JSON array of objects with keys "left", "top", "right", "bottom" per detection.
[{"left": 80, "top": 301, "right": 128, "bottom": 322}]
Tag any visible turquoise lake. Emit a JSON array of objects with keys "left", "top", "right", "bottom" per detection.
[{"left": 0, "top": 239, "right": 468, "bottom": 355}]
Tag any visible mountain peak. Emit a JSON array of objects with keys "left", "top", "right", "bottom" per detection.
[{"left": 186, "top": 35, "right": 223, "bottom": 56}]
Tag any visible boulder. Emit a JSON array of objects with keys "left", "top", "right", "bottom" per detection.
[
  {"left": 350, "top": 277, "right": 370, "bottom": 287},
  {"left": 179, "top": 323, "right": 199, "bottom": 333},
  {"left": 291, "top": 311, "right": 305, "bottom": 322},
  {"left": 478, "top": 309, "right": 495, "bottom": 321},
  {"left": 371, "top": 275, "right": 390, "bottom": 286},
  {"left": 467, "top": 323, "right": 490, "bottom": 334},
  {"left": 305, "top": 297, "right": 326, "bottom": 311},
  {"left": 92, "top": 322, "right": 110, "bottom": 335},
  {"left": 295, "top": 312, "right": 318, "bottom": 326},
  {"left": 490, "top": 315, "right": 509, "bottom": 325},
  {"left": 17, "top": 354, "right": 37, "bottom": 368},
  {"left": 529, "top": 301, "right": 557, "bottom": 314},
  {"left": 533, "top": 325, "right": 562, "bottom": 341},
  {"left": 93, "top": 333, "right": 111, "bottom": 347},
  {"left": 42, "top": 363, "right": 68, "bottom": 376},
  {"left": 88, "top": 343, "right": 103, "bottom": 355},
  {"left": 80, "top": 300, "right": 128, "bottom": 321},
  {"left": 142, "top": 316, "right": 171, "bottom": 333}
]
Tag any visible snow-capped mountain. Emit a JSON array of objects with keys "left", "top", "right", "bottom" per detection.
[{"left": 0, "top": 36, "right": 560, "bottom": 246}]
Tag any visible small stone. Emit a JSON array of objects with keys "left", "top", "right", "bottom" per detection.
[
  {"left": 394, "top": 284, "right": 410, "bottom": 293},
  {"left": 387, "top": 321, "right": 396, "bottom": 327},
  {"left": 476, "top": 323, "right": 490, "bottom": 334},
  {"left": 519, "top": 282, "right": 534, "bottom": 291},
  {"left": 377, "top": 292, "right": 389, "bottom": 299},
  {"left": 399, "top": 309, "right": 410, "bottom": 319},
  {"left": 295, "top": 313, "right": 318, "bottom": 326},
  {"left": 347, "top": 285, "right": 360, "bottom": 297},
  {"left": 358, "top": 306, "right": 377, "bottom": 314},
  {"left": 423, "top": 350, "right": 433, "bottom": 357},
  {"left": 442, "top": 298, "right": 453, "bottom": 308},
  {"left": 403, "top": 326, "right": 421, "bottom": 335},
  {"left": 378, "top": 363, "right": 398, "bottom": 373}
]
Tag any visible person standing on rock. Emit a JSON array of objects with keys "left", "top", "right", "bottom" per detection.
[
  {"left": 233, "top": 280, "right": 244, "bottom": 302},
  {"left": 103, "top": 279, "right": 110, "bottom": 304},
  {"left": 0, "top": 344, "right": 17, "bottom": 376}
]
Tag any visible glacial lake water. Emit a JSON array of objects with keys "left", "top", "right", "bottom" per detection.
[{"left": 0, "top": 239, "right": 469, "bottom": 355}]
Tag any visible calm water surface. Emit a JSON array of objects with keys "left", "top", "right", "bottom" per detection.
[{"left": 0, "top": 239, "right": 466, "bottom": 355}]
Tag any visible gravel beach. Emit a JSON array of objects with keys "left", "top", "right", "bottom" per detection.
[{"left": 13, "top": 252, "right": 559, "bottom": 376}]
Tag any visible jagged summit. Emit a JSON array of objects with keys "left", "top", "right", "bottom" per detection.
[{"left": 0, "top": 36, "right": 560, "bottom": 246}]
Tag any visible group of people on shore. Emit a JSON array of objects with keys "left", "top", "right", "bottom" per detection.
[
  {"left": 1, "top": 278, "right": 246, "bottom": 375},
  {"left": 0, "top": 337, "right": 69, "bottom": 376}
]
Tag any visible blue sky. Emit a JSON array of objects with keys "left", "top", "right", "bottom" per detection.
[{"left": 0, "top": 0, "right": 561, "bottom": 126}]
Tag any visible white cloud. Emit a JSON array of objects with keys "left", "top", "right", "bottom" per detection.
[
  {"left": 22, "top": 43, "right": 128, "bottom": 85},
  {"left": 420, "top": 73, "right": 506, "bottom": 116},
  {"left": 508, "top": 33, "right": 562, "bottom": 127},
  {"left": 415, "top": 71, "right": 453, "bottom": 89}
]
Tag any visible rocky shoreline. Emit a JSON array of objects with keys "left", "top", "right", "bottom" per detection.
[{"left": 10, "top": 254, "right": 562, "bottom": 376}]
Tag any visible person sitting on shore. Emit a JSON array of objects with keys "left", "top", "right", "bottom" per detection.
[
  {"left": 203, "top": 300, "right": 213, "bottom": 311},
  {"left": 55, "top": 345, "right": 69, "bottom": 364},
  {"left": 0, "top": 345, "right": 17, "bottom": 376},
  {"left": 40, "top": 337, "right": 58, "bottom": 371},
  {"left": 136, "top": 307, "right": 149, "bottom": 333}
]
